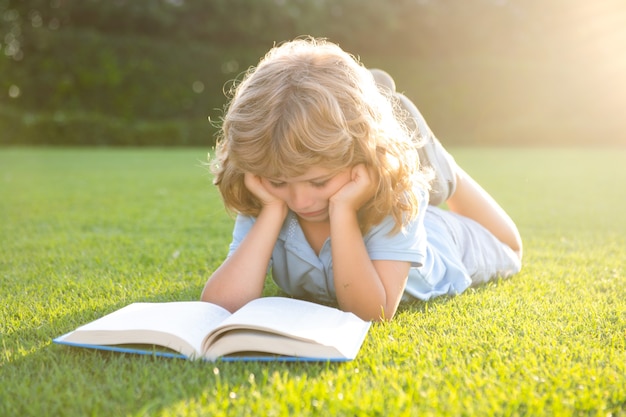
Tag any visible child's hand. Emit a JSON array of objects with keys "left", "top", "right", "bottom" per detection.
[
  {"left": 329, "top": 164, "right": 377, "bottom": 213},
  {"left": 244, "top": 172, "right": 286, "bottom": 210}
]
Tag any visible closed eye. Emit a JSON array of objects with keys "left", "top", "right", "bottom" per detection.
[
  {"left": 268, "top": 181, "right": 286, "bottom": 188},
  {"left": 310, "top": 180, "right": 330, "bottom": 188}
]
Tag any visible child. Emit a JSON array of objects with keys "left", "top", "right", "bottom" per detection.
[{"left": 201, "top": 37, "right": 522, "bottom": 321}]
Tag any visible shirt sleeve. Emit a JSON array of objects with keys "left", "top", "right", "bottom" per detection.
[
  {"left": 363, "top": 187, "right": 428, "bottom": 267},
  {"left": 227, "top": 214, "right": 256, "bottom": 257},
  {"left": 364, "top": 215, "right": 426, "bottom": 267},
  {"left": 227, "top": 214, "right": 274, "bottom": 274}
]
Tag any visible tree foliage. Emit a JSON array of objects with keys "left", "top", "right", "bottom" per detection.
[{"left": 1, "top": 0, "right": 624, "bottom": 145}]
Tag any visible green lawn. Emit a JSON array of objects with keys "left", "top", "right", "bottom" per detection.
[{"left": 1, "top": 147, "right": 625, "bottom": 416}]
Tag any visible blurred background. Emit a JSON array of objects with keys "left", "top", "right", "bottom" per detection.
[{"left": 1, "top": 0, "right": 625, "bottom": 147}]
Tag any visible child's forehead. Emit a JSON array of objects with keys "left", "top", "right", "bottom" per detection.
[{"left": 264, "top": 165, "right": 343, "bottom": 181}]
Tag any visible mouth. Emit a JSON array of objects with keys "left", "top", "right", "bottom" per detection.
[{"left": 297, "top": 208, "right": 327, "bottom": 218}]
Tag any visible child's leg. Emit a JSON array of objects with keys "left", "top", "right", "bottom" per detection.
[
  {"left": 407, "top": 104, "right": 523, "bottom": 259},
  {"left": 369, "top": 68, "right": 522, "bottom": 259},
  {"left": 369, "top": 68, "right": 396, "bottom": 93},
  {"left": 369, "top": 68, "right": 456, "bottom": 205},
  {"left": 395, "top": 93, "right": 456, "bottom": 206},
  {"left": 446, "top": 167, "right": 523, "bottom": 259}
]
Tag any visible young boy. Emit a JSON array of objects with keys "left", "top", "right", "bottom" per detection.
[{"left": 201, "top": 38, "right": 522, "bottom": 321}]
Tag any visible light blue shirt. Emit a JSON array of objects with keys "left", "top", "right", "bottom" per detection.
[
  {"left": 229, "top": 208, "right": 427, "bottom": 303},
  {"left": 226, "top": 186, "right": 483, "bottom": 303}
]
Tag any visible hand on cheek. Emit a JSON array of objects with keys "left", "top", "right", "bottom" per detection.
[
  {"left": 244, "top": 172, "right": 285, "bottom": 209},
  {"left": 330, "top": 164, "right": 377, "bottom": 212}
]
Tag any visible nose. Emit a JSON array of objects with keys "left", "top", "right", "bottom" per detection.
[{"left": 288, "top": 184, "right": 312, "bottom": 210}]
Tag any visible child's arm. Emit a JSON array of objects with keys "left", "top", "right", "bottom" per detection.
[
  {"left": 201, "top": 174, "right": 288, "bottom": 312},
  {"left": 329, "top": 165, "right": 411, "bottom": 321}
]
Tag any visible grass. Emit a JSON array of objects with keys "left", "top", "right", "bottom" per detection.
[{"left": 1, "top": 147, "right": 625, "bottom": 416}]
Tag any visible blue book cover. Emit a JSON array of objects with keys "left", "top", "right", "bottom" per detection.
[{"left": 53, "top": 297, "right": 371, "bottom": 362}]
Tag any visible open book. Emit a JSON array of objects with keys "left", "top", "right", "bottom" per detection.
[{"left": 53, "top": 297, "right": 371, "bottom": 362}]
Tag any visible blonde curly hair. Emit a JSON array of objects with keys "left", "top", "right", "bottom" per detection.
[{"left": 211, "top": 37, "right": 429, "bottom": 234}]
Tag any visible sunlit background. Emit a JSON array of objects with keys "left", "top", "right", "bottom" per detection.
[
  {"left": 367, "top": 0, "right": 626, "bottom": 146},
  {"left": 0, "top": 0, "right": 625, "bottom": 146}
]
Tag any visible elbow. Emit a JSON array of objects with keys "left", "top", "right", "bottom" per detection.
[
  {"left": 200, "top": 281, "right": 238, "bottom": 313},
  {"left": 336, "top": 288, "right": 402, "bottom": 322},
  {"left": 376, "top": 303, "right": 398, "bottom": 322},
  {"left": 199, "top": 286, "right": 212, "bottom": 303},
  {"left": 345, "top": 301, "right": 398, "bottom": 322}
]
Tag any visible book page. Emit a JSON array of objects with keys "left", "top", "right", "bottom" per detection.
[
  {"left": 203, "top": 297, "right": 370, "bottom": 359},
  {"left": 204, "top": 330, "right": 341, "bottom": 361},
  {"left": 61, "top": 302, "right": 231, "bottom": 357}
]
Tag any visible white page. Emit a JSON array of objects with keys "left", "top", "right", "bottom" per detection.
[
  {"left": 204, "top": 297, "right": 370, "bottom": 358},
  {"left": 67, "top": 301, "right": 231, "bottom": 355}
]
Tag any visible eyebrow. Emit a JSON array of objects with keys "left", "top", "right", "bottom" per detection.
[{"left": 267, "top": 173, "right": 334, "bottom": 183}]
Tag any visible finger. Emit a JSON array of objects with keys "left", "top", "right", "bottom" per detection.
[{"left": 351, "top": 164, "right": 367, "bottom": 181}]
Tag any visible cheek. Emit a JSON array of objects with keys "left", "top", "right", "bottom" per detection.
[
  {"left": 329, "top": 172, "right": 352, "bottom": 192},
  {"left": 319, "top": 175, "right": 350, "bottom": 199},
  {"left": 324, "top": 184, "right": 344, "bottom": 198}
]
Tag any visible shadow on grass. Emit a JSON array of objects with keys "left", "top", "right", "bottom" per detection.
[{"left": 2, "top": 287, "right": 350, "bottom": 416}]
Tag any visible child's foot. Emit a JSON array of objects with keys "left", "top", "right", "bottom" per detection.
[
  {"left": 395, "top": 93, "right": 457, "bottom": 206},
  {"left": 370, "top": 68, "right": 457, "bottom": 205},
  {"left": 369, "top": 68, "right": 396, "bottom": 93}
]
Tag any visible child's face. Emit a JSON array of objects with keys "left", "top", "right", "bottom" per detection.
[{"left": 261, "top": 166, "right": 352, "bottom": 222}]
